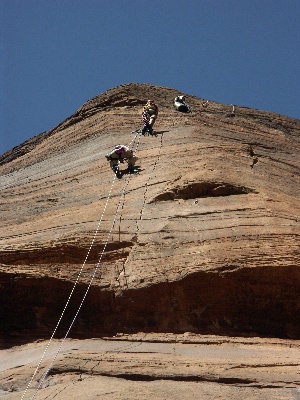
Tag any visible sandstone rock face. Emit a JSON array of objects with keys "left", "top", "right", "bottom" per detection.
[
  {"left": 1, "top": 335, "right": 300, "bottom": 400},
  {"left": 1, "top": 83, "right": 299, "bottom": 341},
  {"left": 1, "top": 83, "right": 300, "bottom": 399}
]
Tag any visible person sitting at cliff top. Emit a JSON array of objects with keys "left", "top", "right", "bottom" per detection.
[
  {"left": 174, "top": 95, "right": 191, "bottom": 113},
  {"left": 142, "top": 100, "right": 158, "bottom": 135},
  {"left": 105, "top": 145, "right": 137, "bottom": 174}
]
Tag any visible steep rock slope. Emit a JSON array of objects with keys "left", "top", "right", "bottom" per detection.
[{"left": 0, "top": 83, "right": 299, "bottom": 341}]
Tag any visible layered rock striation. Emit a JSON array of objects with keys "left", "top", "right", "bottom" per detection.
[{"left": 0, "top": 83, "right": 299, "bottom": 342}]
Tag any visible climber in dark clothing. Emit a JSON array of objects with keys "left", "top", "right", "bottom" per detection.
[{"left": 141, "top": 100, "right": 158, "bottom": 135}]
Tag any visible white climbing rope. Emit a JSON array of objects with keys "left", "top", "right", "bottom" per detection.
[
  {"left": 135, "top": 132, "right": 164, "bottom": 236},
  {"left": 21, "top": 170, "right": 119, "bottom": 400},
  {"left": 31, "top": 172, "right": 132, "bottom": 398},
  {"left": 21, "top": 131, "right": 141, "bottom": 399}
]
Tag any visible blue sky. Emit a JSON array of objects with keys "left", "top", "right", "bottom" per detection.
[{"left": 1, "top": 0, "right": 300, "bottom": 155}]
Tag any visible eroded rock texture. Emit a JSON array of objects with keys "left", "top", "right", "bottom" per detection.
[
  {"left": 1, "top": 335, "right": 300, "bottom": 400},
  {"left": 0, "top": 83, "right": 299, "bottom": 343}
]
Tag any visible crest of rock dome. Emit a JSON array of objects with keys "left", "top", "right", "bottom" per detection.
[{"left": 0, "top": 82, "right": 299, "bottom": 342}]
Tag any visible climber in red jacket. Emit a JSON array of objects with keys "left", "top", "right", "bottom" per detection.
[{"left": 105, "top": 145, "right": 138, "bottom": 174}]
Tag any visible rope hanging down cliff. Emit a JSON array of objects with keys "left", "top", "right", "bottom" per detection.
[
  {"left": 21, "top": 130, "right": 142, "bottom": 400},
  {"left": 115, "top": 131, "right": 164, "bottom": 291},
  {"left": 34, "top": 127, "right": 162, "bottom": 398},
  {"left": 31, "top": 173, "right": 133, "bottom": 399}
]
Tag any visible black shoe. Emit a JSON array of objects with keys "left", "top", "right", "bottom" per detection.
[
  {"left": 128, "top": 166, "right": 138, "bottom": 174},
  {"left": 142, "top": 123, "right": 152, "bottom": 135}
]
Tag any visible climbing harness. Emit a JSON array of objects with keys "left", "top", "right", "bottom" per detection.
[{"left": 142, "top": 111, "right": 150, "bottom": 124}]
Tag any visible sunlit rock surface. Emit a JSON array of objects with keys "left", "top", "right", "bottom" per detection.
[{"left": 0, "top": 83, "right": 299, "bottom": 399}]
